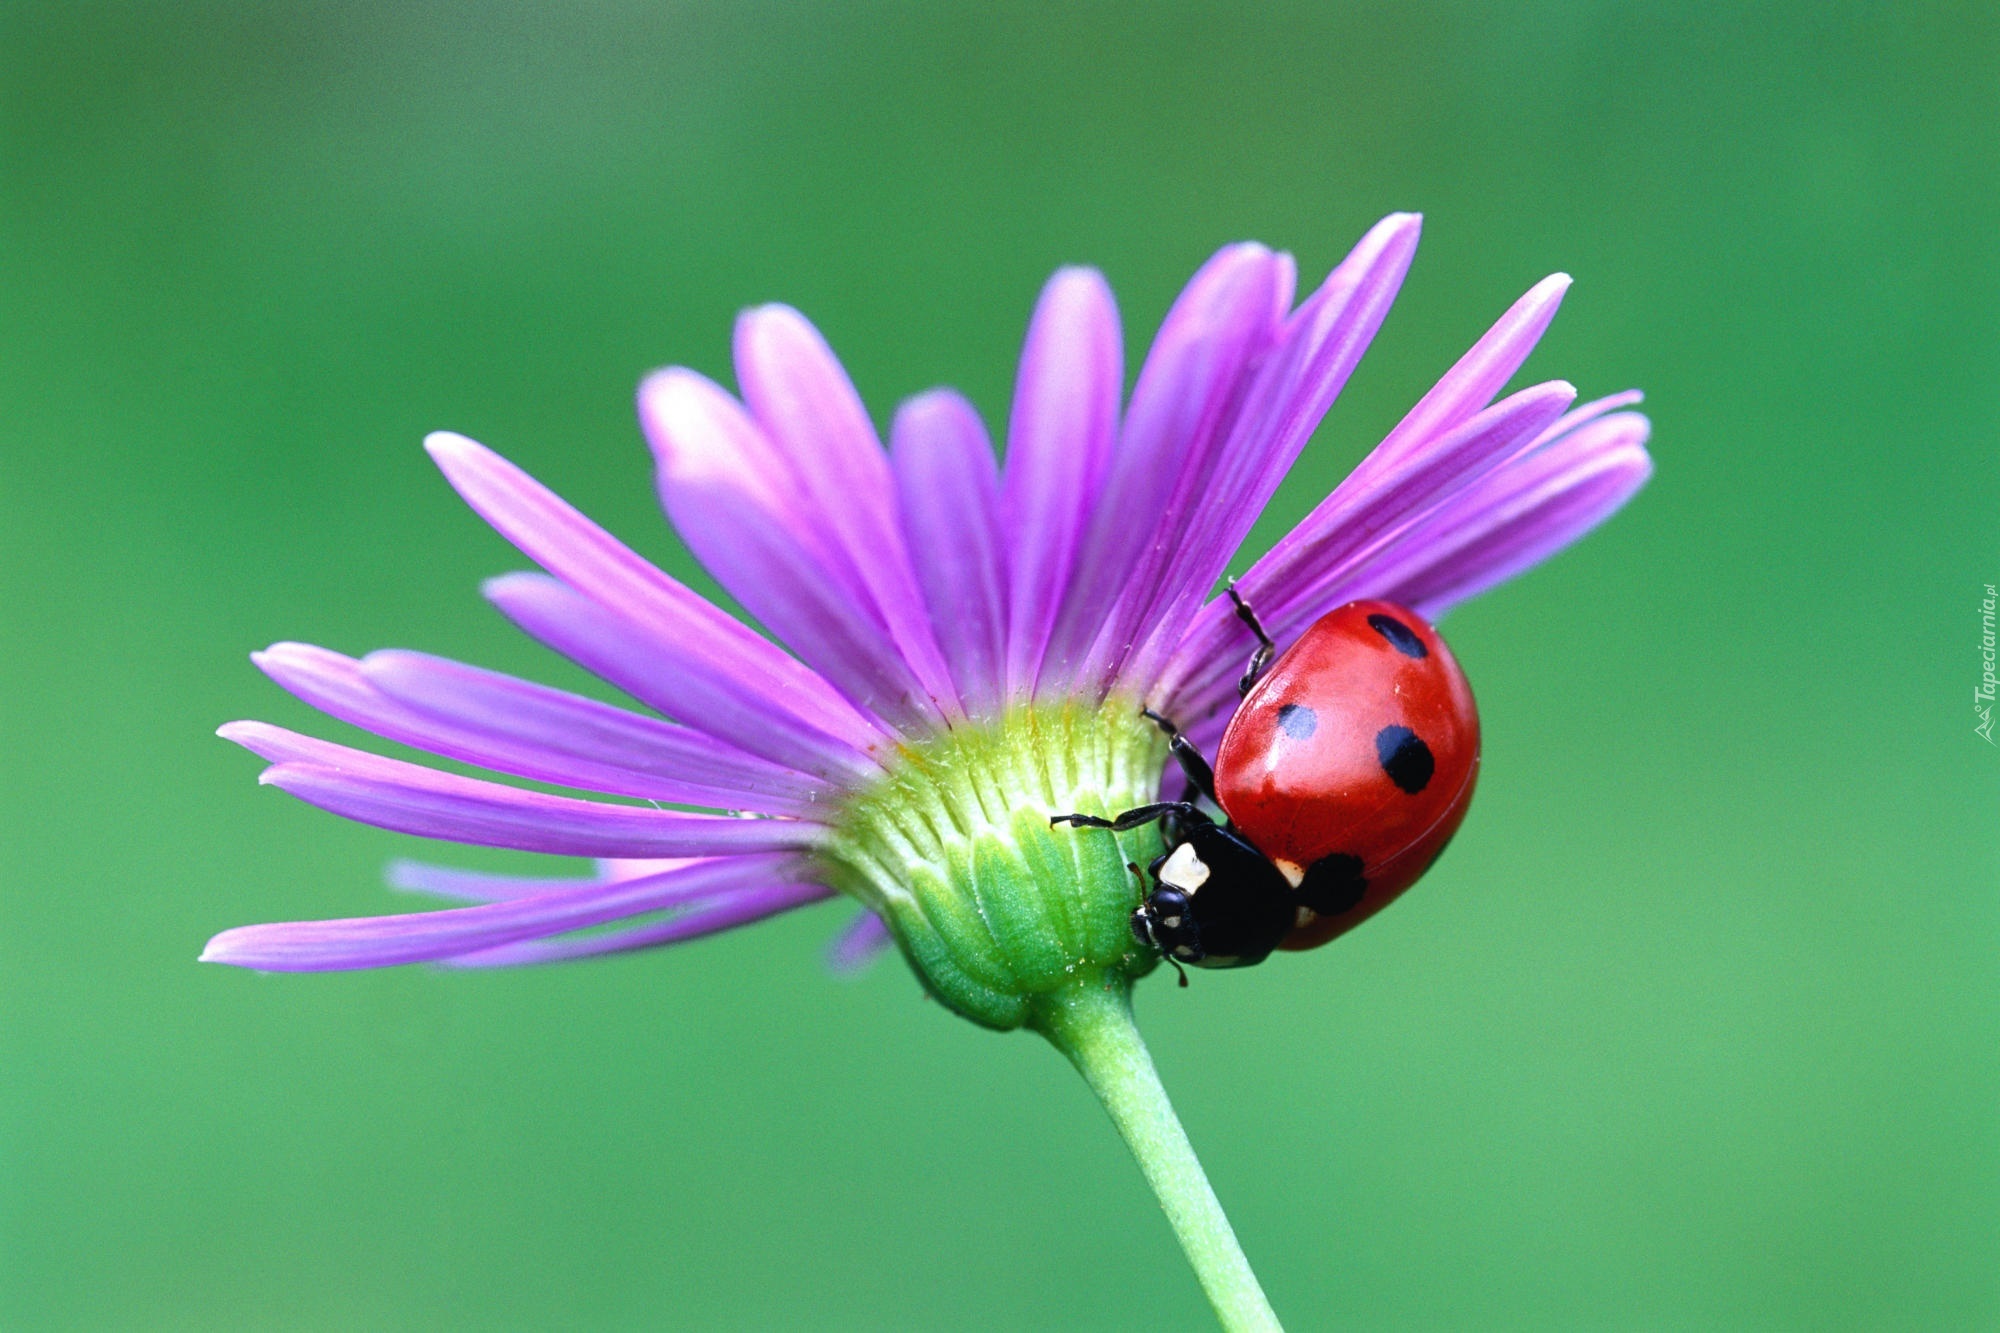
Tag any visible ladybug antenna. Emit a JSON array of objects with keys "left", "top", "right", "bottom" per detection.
[{"left": 1167, "top": 956, "right": 1189, "bottom": 988}]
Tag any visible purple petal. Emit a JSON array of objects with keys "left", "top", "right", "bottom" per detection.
[
  {"left": 385, "top": 856, "right": 699, "bottom": 903},
  {"left": 1000, "top": 267, "right": 1123, "bottom": 698},
  {"left": 1144, "top": 273, "right": 1588, "bottom": 716},
  {"left": 825, "top": 908, "right": 894, "bottom": 975},
  {"left": 483, "top": 572, "right": 880, "bottom": 784},
  {"left": 1061, "top": 243, "right": 1291, "bottom": 696},
  {"left": 221, "top": 722, "right": 825, "bottom": 859},
  {"left": 1527, "top": 389, "right": 1645, "bottom": 451},
  {"left": 384, "top": 858, "right": 645, "bottom": 903},
  {"left": 202, "top": 854, "right": 799, "bottom": 972},
  {"left": 890, "top": 389, "right": 1010, "bottom": 712},
  {"left": 639, "top": 369, "right": 941, "bottom": 729},
  {"left": 363, "top": 650, "right": 826, "bottom": 813},
  {"left": 1246, "top": 380, "right": 1577, "bottom": 611},
  {"left": 1158, "top": 381, "right": 1576, "bottom": 724},
  {"left": 595, "top": 856, "right": 694, "bottom": 882},
  {"left": 443, "top": 881, "right": 834, "bottom": 968},
  {"left": 1116, "top": 213, "right": 1423, "bottom": 691},
  {"left": 1340, "top": 272, "right": 1572, "bottom": 492},
  {"left": 251, "top": 643, "right": 827, "bottom": 817},
  {"left": 733, "top": 306, "right": 963, "bottom": 716},
  {"left": 424, "top": 432, "right": 888, "bottom": 754},
  {"left": 1382, "top": 412, "right": 1655, "bottom": 618}
]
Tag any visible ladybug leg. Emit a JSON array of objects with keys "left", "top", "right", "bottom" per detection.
[
  {"left": 1049, "top": 801, "right": 1205, "bottom": 833},
  {"left": 1155, "top": 798, "right": 1211, "bottom": 848},
  {"left": 1139, "top": 707, "right": 1220, "bottom": 806},
  {"left": 1226, "top": 580, "right": 1277, "bottom": 698}
]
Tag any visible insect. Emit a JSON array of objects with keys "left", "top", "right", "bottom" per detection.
[{"left": 1053, "top": 592, "right": 1480, "bottom": 973}]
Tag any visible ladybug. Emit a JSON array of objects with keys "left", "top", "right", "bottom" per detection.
[{"left": 1053, "top": 593, "right": 1479, "bottom": 973}]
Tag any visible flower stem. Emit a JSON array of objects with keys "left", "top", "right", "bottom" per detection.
[{"left": 1033, "top": 978, "right": 1283, "bottom": 1333}]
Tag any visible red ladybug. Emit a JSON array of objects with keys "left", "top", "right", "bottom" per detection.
[{"left": 1053, "top": 595, "right": 1480, "bottom": 971}]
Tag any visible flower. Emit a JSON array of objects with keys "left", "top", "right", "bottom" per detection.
[
  {"left": 204, "top": 212, "right": 1650, "bottom": 999},
  {"left": 205, "top": 213, "right": 1651, "bottom": 1328}
]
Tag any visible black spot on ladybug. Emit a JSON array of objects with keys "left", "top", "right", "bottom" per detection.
[
  {"left": 1367, "top": 613, "right": 1428, "bottom": 658},
  {"left": 1375, "top": 725, "right": 1434, "bottom": 793},
  {"left": 1275, "top": 703, "right": 1317, "bottom": 740},
  {"left": 1298, "top": 853, "right": 1367, "bottom": 915}
]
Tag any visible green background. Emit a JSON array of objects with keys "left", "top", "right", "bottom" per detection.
[{"left": 4, "top": 3, "right": 1995, "bottom": 1328}]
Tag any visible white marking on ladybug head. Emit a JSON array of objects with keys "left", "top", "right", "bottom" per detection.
[
  {"left": 1273, "top": 857, "right": 1306, "bottom": 888},
  {"left": 1294, "top": 905, "right": 1318, "bottom": 929},
  {"left": 1158, "top": 841, "right": 1210, "bottom": 893}
]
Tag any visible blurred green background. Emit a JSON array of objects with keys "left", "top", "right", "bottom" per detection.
[{"left": 3, "top": 3, "right": 1995, "bottom": 1328}]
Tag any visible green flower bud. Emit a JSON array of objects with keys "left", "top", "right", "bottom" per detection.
[{"left": 814, "top": 703, "right": 1169, "bottom": 1029}]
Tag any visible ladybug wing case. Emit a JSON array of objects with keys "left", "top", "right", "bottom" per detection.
[{"left": 1213, "top": 600, "right": 1480, "bottom": 949}]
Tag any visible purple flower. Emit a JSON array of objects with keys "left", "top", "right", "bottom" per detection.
[{"left": 204, "top": 213, "right": 1651, "bottom": 1001}]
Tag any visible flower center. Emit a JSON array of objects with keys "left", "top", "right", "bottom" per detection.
[{"left": 813, "top": 703, "right": 1171, "bottom": 1029}]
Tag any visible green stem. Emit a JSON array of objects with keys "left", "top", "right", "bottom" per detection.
[{"left": 1033, "top": 977, "right": 1283, "bottom": 1333}]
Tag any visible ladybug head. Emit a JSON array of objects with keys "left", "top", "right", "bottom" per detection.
[{"left": 1131, "top": 884, "right": 1202, "bottom": 963}]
